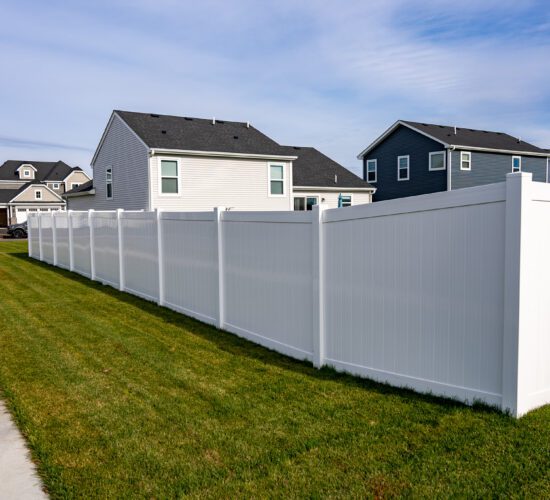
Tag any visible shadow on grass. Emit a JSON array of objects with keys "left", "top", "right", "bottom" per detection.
[{"left": 10, "top": 251, "right": 505, "bottom": 418}]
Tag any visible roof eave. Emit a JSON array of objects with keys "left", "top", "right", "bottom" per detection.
[
  {"left": 449, "top": 144, "right": 550, "bottom": 157},
  {"left": 150, "top": 148, "right": 298, "bottom": 161},
  {"left": 63, "top": 189, "right": 95, "bottom": 198}
]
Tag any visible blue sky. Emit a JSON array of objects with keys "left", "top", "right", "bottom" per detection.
[{"left": 1, "top": 0, "right": 550, "bottom": 176}]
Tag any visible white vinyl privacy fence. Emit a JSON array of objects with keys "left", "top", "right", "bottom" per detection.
[{"left": 28, "top": 173, "right": 550, "bottom": 417}]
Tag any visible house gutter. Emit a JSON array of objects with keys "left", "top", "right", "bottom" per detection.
[
  {"left": 293, "top": 185, "right": 376, "bottom": 193},
  {"left": 150, "top": 148, "right": 298, "bottom": 161}
]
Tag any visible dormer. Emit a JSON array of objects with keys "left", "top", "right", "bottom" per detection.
[{"left": 16, "top": 163, "right": 37, "bottom": 180}]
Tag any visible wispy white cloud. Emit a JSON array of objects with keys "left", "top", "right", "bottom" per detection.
[{"left": 1, "top": 0, "right": 549, "bottom": 177}]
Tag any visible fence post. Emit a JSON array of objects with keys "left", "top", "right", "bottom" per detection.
[
  {"left": 38, "top": 212, "right": 43, "bottom": 261},
  {"left": 117, "top": 209, "right": 125, "bottom": 291},
  {"left": 27, "top": 215, "right": 33, "bottom": 258},
  {"left": 89, "top": 209, "right": 96, "bottom": 280},
  {"left": 312, "top": 204, "right": 327, "bottom": 368},
  {"left": 156, "top": 208, "right": 165, "bottom": 306},
  {"left": 502, "top": 172, "right": 533, "bottom": 417},
  {"left": 52, "top": 211, "right": 58, "bottom": 266},
  {"left": 68, "top": 210, "right": 75, "bottom": 271},
  {"left": 214, "top": 207, "right": 226, "bottom": 329}
]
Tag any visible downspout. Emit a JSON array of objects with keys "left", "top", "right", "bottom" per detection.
[
  {"left": 447, "top": 146, "right": 455, "bottom": 191},
  {"left": 547, "top": 156, "right": 549, "bottom": 184}
]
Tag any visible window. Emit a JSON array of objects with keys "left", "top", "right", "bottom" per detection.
[
  {"left": 269, "top": 164, "right": 285, "bottom": 195},
  {"left": 338, "top": 194, "right": 352, "bottom": 207},
  {"left": 293, "top": 196, "right": 318, "bottom": 211},
  {"left": 366, "top": 159, "right": 377, "bottom": 183},
  {"left": 106, "top": 167, "right": 113, "bottom": 199},
  {"left": 71, "top": 183, "right": 80, "bottom": 189},
  {"left": 512, "top": 156, "right": 522, "bottom": 173},
  {"left": 460, "top": 152, "right": 471, "bottom": 171},
  {"left": 397, "top": 155, "right": 410, "bottom": 181},
  {"left": 23, "top": 169, "right": 30, "bottom": 177},
  {"left": 429, "top": 151, "right": 446, "bottom": 171},
  {"left": 160, "top": 160, "right": 179, "bottom": 194},
  {"left": 35, "top": 190, "right": 42, "bottom": 200},
  {"left": 52, "top": 183, "right": 60, "bottom": 189}
]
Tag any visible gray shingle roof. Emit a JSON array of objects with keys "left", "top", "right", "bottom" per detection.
[
  {"left": 64, "top": 179, "right": 93, "bottom": 196},
  {"left": 280, "top": 146, "right": 373, "bottom": 189},
  {"left": 402, "top": 121, "right": 548, "bottom": 154},
  {"left": 116, "top": 110, "right": 288, "bottom": 157},
  {"left": 0, "top": 188, "right": 21, "bottom": 203},
  {"left": 0, "top": 160, "right": 81, "bottom": 181}
]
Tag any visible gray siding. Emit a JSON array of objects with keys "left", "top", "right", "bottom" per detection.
[
  {"left": 73, "top": 114, "right": 149, "bottom": 210},
  {"left": 451, "top": 151, "right": 548, "bottom": 189},
  {"left": 363, "top": 125, "right": 447, "bottom": 201}
]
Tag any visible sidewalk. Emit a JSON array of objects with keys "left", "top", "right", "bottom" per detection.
[{"left": 0, "top": 401, "right": 46, "bottom": 499}]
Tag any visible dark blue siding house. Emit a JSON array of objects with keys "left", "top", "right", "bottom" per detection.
[{"left": 358, "top": 121, "right": 550, "bottom": 201}]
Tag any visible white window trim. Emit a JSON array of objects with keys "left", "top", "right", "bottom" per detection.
[
  {"left": 52, "top": 183, "right": 60, "bottom": 189},
  {"left": 429, "top": 151, "right": 446, "bottom": 171},
  {"left": 366, "top": 159, "right": 377, "bottom": 183},
  {"left": 23, "top": 170, "right": 31, "bottom": 177},
  {"left": 460, "top": 151, "right": 471, "bottom": 171},
  {"left": 71, "top": 183, "right": 80, "bottom": 189},
  {"left": 34, "top": 189, "right": 42, "bottom": 200},
  {"left": 268, "top": 162, "right": 286, "bottom": 197},
  {"left": 158, "top": 157, "right": 181, "bottom": 197},
  {"left": 340, "top": 193, "right": 353, "bottom": 207},
  {"left": 512, "top": 155, "right": 522, "bottom": 173},
  {"left": 397, "top": 155, "right": 410, "bottom": 181},
  {"left": 293, "top": 195, "right": 319, "bottom": 211},
  {"left": 106, "top": 166, "right": 113, "bottom": 200}
]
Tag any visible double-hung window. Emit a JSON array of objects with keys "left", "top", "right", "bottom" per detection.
[
  {"left": 338, "top": 194, "right": 352, "bottom": 207},
  {"left": 269, "top": 164, "right": 285, "bottom": 196},
  {"left": 512, "top": 156, "right": 522, "bottom": 173},
  {"left": 160, "top": 160, "right": 179, "bottom": 194},
  {"left": 52, "top": 183, "right": 60, "bottom": 190},
  {"left": 366, "top": 159, "right": 377, "bottom": 183},
  {"left": 106, "top": 167, "right": 113, "bottom": 199},
  {"left": 397, "top": 155, "right": 410, "bottom": 181},
  {"left": 429, "top": 151, "right": 446, "bottom": 171},
  {"left": 35, "top": 190, "right": 42, "bottom": 200},
  {"left": 460, "top": 152, "right": 471, "bottom": 170}
]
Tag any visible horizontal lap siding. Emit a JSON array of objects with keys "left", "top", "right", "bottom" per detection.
[
  {"left": 364, "top": 126, "right": 447, "bottom": 201},
  {"left": 85, "top": 114, "right": 149, "bottom": 211},
  {"left": 451, "top": 151, "right": 547, "bottom": 188},
  {"left": 223, "top": 219, "right": 314, "bottom": 358},
  {"left": 150, "top": 156, "right": 291, "bottom": 211},
  {"left": 324, "top": 200, "right": 506, "bottom": 400}
]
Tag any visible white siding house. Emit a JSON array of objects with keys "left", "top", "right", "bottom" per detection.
[{"left": 65, "top": 110, "right": 374, "bottom": 211}]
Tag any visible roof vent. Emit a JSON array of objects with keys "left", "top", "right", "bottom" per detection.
[
  {"left": 246, "top": 121, "right": 250, "bottom": 128},
  {"left": 293, "top": 147, "right": 301, "bottom": 150},
  {"left": 334, "top": 174, "right": 338, "bottom": 184},
  {"left": 217, "top": 120, "right": 225, "bottom": 124},
  {"left": 161, "top": 130, "right": 167, "bottom": 134},
  {"left": 518, "top": 137, "right": 522, "bottom": 143},
  {"left": 184, "top": 117, "right": 193, "bottom": 121},
  {"left": 454, "top": 126, "right": 457, "bottom": 135},
  {"left": 212, "top": 117, "right": 216, "bottom": 125},
  {"left": 150, "top": 114, "right": 160, "bottom": 118},
  {"left": 233, "top": 135, "right": 238, "bottom": 140}
]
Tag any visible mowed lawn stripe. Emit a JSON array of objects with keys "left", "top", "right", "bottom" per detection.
[{"left": 0, "top": 241, "right": 549, "bottom": 498}]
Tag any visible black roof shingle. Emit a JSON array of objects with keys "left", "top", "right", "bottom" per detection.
[{"left": 0, "top": 160, "right": 81, "bottom": 181}]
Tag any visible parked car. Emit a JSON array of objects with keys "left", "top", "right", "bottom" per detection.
[{"left": 7, "top": 221, "right": 27, "bottom": 239}]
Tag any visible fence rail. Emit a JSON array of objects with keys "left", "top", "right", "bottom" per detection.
[{"left": 28, "top": 173, "right": 550, "bottom": 417}]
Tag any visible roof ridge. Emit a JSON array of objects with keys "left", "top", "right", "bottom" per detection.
[{"left": 115, "top": 109, "right": 249, "bottom": 126}]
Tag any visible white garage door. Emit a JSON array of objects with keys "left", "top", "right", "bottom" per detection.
[{"left": 16, "top": 209, "right": 29, "bottom": 223}]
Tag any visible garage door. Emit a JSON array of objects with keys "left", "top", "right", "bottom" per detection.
[{"left": 16, "top": 209, "right": 29, "bottom": 223}]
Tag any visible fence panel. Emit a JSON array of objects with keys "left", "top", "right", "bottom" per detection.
[
  {"left": 72, "top": 212, "right": 91, "bottom": 277},
  {"left": 222, "top": 211, "right": 314, "bottom": 360},
  {"left": 55, "top": 212, "right": 70, "bottom": 269},
  {"left": 92, "top": 212, "right": 120, "bottom": 287},
  {"left": 162, "top": 212, "right": 218, "bottom": 324},
  {"left": 121, "top": 212, "right": 159, "bottom": 301},
  {"left": 323, "top": 184, "right": 507, "bottom": 405},
  {"left": 41, "top": 214, "right": 55, "bottom": 264},
  {"left": 29, "top": 214, "right": 40, "bottom": 257}
]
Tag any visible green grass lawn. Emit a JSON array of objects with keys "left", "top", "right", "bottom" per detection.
[{"left": 0, "top": 240, "right": 549, "bottom": 498}]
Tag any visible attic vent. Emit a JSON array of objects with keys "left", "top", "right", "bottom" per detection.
[
  {"left": 150, "top": 114, "right": 160, "bottom": 118},
  {"left": 184, "top": 117, "right": 193, "bottom": 121},
  {"left": 233, "top": 136, "right": 239, "bottom": 139},
  {"left": 161, "top": 130, "right": 167, "bottom": 134}
]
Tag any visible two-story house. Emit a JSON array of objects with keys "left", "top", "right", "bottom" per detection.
[
  {"left": 358, "top": 121, "right": 550, "bottom": 201},
  {"left": 0, "top": 160, "right": 90, "bottom": 226},
  {"left": 64, "top": 110, "right": 374, "bottom": 211}
]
